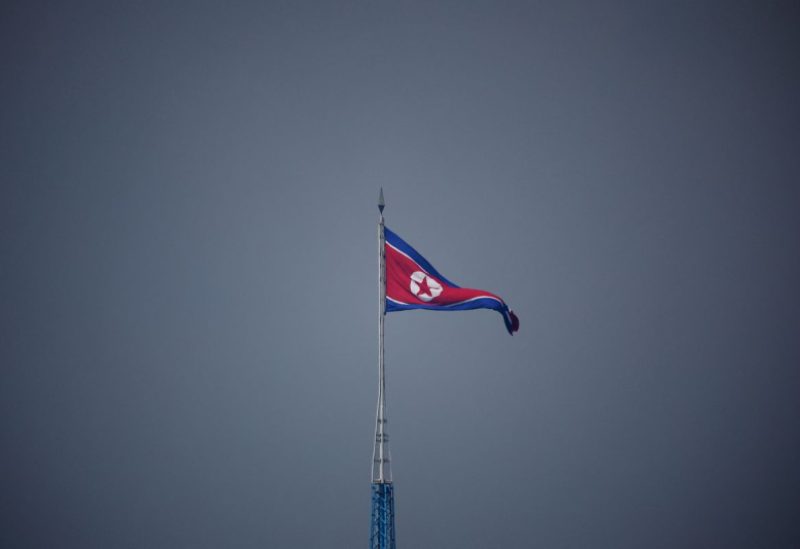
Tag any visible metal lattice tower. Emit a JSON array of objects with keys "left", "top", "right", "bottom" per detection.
[{"left": 370, "top": 188, "right": 396, "bottom": 549}]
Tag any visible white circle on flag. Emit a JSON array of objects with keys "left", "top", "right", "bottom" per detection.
[{"left": 409, "top": 271, "right": 442, "bottom": 302}]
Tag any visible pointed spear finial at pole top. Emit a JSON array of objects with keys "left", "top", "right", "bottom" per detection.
[{"left": 378, "top": 188, "right": 385, "bottom": 214}]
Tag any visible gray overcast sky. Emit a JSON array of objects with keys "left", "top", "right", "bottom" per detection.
[{"left": 2, "top": 1, "right": 799, "bottom": 548}]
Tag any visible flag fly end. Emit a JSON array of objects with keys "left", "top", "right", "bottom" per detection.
[{"left": 508, "top": 309, "right": 520, "bottom": 335}]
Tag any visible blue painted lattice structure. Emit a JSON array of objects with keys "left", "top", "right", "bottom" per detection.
[{"left": 370, "top": 482, "right": 396, "bottom": 549}]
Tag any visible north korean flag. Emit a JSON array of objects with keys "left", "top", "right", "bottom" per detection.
[{"left": 384, "top": 227, "right": 519, "bottom": 335}]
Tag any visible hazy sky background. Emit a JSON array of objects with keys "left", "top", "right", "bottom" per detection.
[{"left": 2, "top": 1, "right": 799, "bottom": 548}]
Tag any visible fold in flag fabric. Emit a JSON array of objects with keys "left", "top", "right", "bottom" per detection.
[{"left": 384, "top": 227, "right": 519, "bottom": 335}]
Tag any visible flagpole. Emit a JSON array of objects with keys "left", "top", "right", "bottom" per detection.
[
  {"left": 374, "top": 187, "right": 388, "bottom": 483},
  {"left": 369, "top": 189, "right": 396, "bottom": 549}
]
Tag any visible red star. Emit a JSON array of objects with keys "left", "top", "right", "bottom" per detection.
[{"left": 415, "top": 275, "right": 431, "bottom": 298}]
